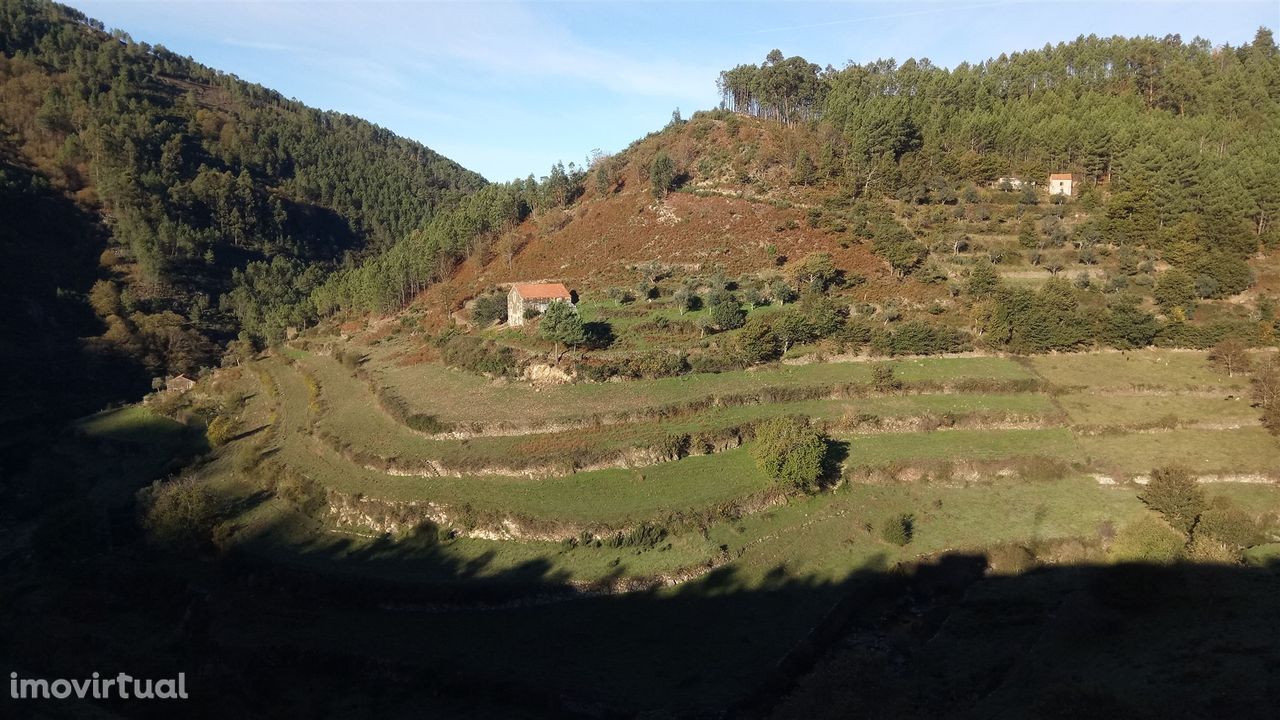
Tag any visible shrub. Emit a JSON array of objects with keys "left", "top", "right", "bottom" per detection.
[
  {"left": 650, "top": 151, "right": 676, "bottom": 198},
  {"left": 880, "top": 513, "right": 915, "bottom": 546},
  {"left": 438, "top": 334, "right": 520, "bottom": 377},
  {"left": 882, "top": 321, "right": 971, "bottom": 356},
  {"left": 706, "top": 290, "right": 746, "bottom": 331},
  {"left": 624, "top": 351, "right": 688, "bottom": 379},
  {"left": 470, "top": 292, "right": 508, "bottom": 326},
  {"left": 205, "top": 414, "right": 236, "bottom": 447},
  {"left": 1139, "top": 465, "right": 1205, "bottom": 534},
  {"left": 141, "top": 477, "right": 218, "bottom": 551},
  {"left": 1186, "top": 535, "right": 1239, "bottom": 564},
  {"left": 1110, "top": 515, "right": 1185, "bottom": 563},
  {"left": 735, "top": 316, "right": 781, "bottom": 363},
  {"left": 986, "top": 544, "right": 1036, "bottom": 573},
  {"left": 1196, "top": 497, "right": 1260, "bottom": 549},
  {"left": 406, "top": 414, "right": 453, "bottom": 434},
  {"left": 770, "top": 279, "right": 798, "bottom": 304},
  {"left": 872, "top": 363, "right": 903, "bottom": 392},
  {"left": 751, "top": 416, "right": 829, "bottom": 490},
  {"left": 334, "top": 348, "right": 362, "bottom": 370}
]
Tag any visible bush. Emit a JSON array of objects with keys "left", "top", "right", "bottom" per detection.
[
  {"left": 735, "top": 316, "right": 781, "bottom": 364},
  {"left": 470, "top": 292, "right": 508, "bottom": 326},
  {"left": 881, "top": 321, "right": 971, "bottom": 356},
  {"left": 334, "top": 348, "right": 363, "bottom": 370},
  {"left": 1109, "top": 515, "right": 1185, "bottom": 563},
  {"left": 406, "top": 414, "right": 453, "bottom": 434},
  {"left": 205, "top": 414, "right": 236, "bottom": 447},
  {"left": 1186, "top": 535, "right": 1241, "bottom": 564},
  {"left": 880, "top": 513, "right": 915, "bottom": 546},
  {"left": 1139, "top": 465, "right": 1205, "bottom": 534},
  {"left": 651, "top": 152, "right": 677, "bottom": 198},
  {"left": 872, "top": 363, "right": 903, "bottom": 392},
  {"left": 141, "top": 477, "right": 218, "bottom": 551},
  {"left": 751, "top": 416, "right": 829, "bottom": 490},
  {"left": 438, "top": 334, "right": 520, "bottom": 377},
  {"left": 706, "top": 290, "right": 746, "bottom": 331},
  {"left": 1196, "top": 497, "right": 1260, "bottom": 549}
]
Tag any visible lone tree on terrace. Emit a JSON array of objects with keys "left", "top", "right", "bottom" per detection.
[
  {"left": 751, "top": 415, "right": 829, "bottom": 490},
  {"left": 1207, "top": 338, "right": 1251, "bottom": 377},
  {"left": 1139, "top": 464, "right": 1206, "bottom": 535},
  {"left": 540, "top": 301, "right": 586, "bottom": 356}
]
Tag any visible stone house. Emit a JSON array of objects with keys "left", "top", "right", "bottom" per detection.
[
  {"left": 1049, "top": 173, "right": 1075, "bottom": 197},
  {"left": 166, "top": 374, "right": 196, "bottom": 393},
  {"left": 507, "top": 283, "right": 574, "bottom": 327}
]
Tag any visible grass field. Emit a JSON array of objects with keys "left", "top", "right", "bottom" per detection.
[
  {"left": 1057, "top": 392, "right": 1259, "bottom": 428},
  {"left": 1028, "top": 349, "right": 1249, "bottom": 391},
  {"left": 374, "top": 348, "right": 1035, "bottom": 426},
  {"left": 1079, "top": 427, "right": 1280, "bottom": 475},
  {"left": 843, "top": 428, "right": 1080, "bottom": 466},
  {"left": 178, "top": 339, "right": 1280, "bottom": 716}
]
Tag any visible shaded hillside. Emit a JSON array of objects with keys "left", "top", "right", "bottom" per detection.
[
  {"left": 0, "top": 0, "right": 484, "bottom": 361},
  {"left": 0, "top": 143, "right": 146, "bottom": 473},
  {"left": 0, "top": 0, "right": 485, "bottom": 468}
]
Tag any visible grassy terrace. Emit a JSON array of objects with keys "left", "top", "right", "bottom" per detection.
[
  {"left": 1058, "top": 393, "right": 1259, "bottom": 427},
  {"left": 296, "top": 347, "right": 1056, "bottom": 470},
  {"left": 842, "top": 427, "right": 1081, "bottom": 467},
  {"left": 1028, "top": 350, "right": 1252, "bottom": 391},
  {"left": 1079, "top": 427, "right": 1280, "bottom": 475},
  {"left": 256, "top": 346, "right": 1279, "bottom": 518},
  {"left": 264, "top": 357, "right": 775, "bottom": 524},
  {"left": 208, "top": 345, "right": 1280, "bottom": 713},
  {"left": 370, "top": 346, "right": 1036, "bottom": 426},
  {"left": 218, "top": 474, "right": 1280, "bottom": 713}
]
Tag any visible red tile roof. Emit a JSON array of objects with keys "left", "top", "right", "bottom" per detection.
[
  {"left": 512, "top": 282, "right": 572, "bottom": 300},
  {"left": 1049, "top": 173, "right": 1073, "bottom": 180}
]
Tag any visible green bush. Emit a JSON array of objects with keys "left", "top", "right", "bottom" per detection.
[
  {"left": 1196, "top": 497, "right": 1261, "bottom": 549},
  {"left": 141, "top": 477, "right": 218, "bottom": 551},
  {"left": 706, "top": 290, "right": 746, "bottom": 331},
  {"left": 1139, "top": 464, "right": 1205, "bottom": 534},
  {"left": 470, "top": 292, "right": 508, "bottom": 326},
  {"left": 406, "top": 414, "right": 454, "bottom": 434},
  {"left": 880, "top": 513, "right": 915, "bottom": 546},
  {"left": 751, "top": 415, "right": 829, "bottom": 490},
  {"left": 878, "top": 321, "right": 971, "bottom": 356},
  {"left": 1110, "top": 515, "right": 1185, "bottom": 563},
  {"left": 205, "top": 414, "right": 236, "bottom": 447},
  {"left": 872, "top": 363, "right": 903, "bottom": 392},
  {"left": 438, "top": 334, "right": 520, "bottom": 377}
]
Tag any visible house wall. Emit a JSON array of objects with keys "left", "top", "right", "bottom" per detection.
[
  {"left": 507, "top": 289, "right": 525, "bottom": 326},
  {"left": 1050, "top": 178, "right": 1073, "bottom": 196},
  {"left": 507, "top": 289, "right": 576, "bottom": 327}
]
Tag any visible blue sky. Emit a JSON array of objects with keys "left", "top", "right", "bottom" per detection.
[{"left": 68, "top": 1, "right": 1278, "bottom": 182}]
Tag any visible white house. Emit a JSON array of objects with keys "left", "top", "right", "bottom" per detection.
[
  {"left": 507, "top": 283, "right": 574, "bottom": 326},
  {"left": 1049, "top": 173, "right": 1074, "bottom": 197},
  {"left": 994, "top": 176, "right": 1027, "bottom": 190}
]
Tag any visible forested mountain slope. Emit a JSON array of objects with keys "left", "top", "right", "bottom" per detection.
[
  {"left": 323, "top": 30, "right": 1280, "bottom": 364},
  {"left": 0, "top": 0, "right": 483, "bottom": 464}
]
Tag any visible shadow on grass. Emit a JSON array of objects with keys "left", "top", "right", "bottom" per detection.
[{"left": 7, "top": 499, "right": 1279, "bottom": 720}]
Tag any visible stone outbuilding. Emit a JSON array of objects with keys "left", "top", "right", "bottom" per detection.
[{"left": 507, "top": 283, "right": 574, "bottom": 326}]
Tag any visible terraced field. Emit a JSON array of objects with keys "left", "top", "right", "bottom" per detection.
[{"left": 185, "top": 342, "right": 1280, "bottom": 712}]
